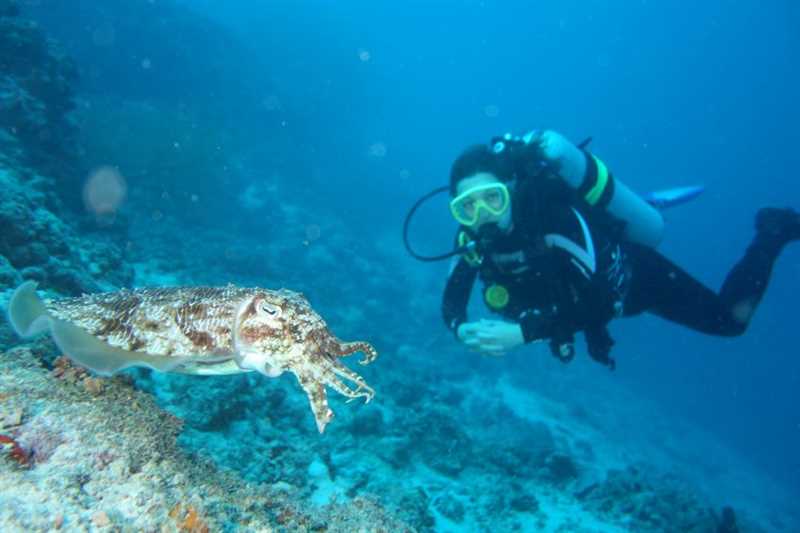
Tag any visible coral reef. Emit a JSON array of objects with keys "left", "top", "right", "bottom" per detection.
[
  {"left": 0, "top": 166, "right": 133, "bottom": 298},
  {"left": 575, "top": 466, "right": 725, "bottom": 531},
  {"left": 0, "top": 2, "right": 131, "bottom": 317},
  {"left": 0, "top": 0, "right": 77, "bottom": 173},
  {"left": 134, "top": 334, "right": 778, "bottom": 531},
  {"left": 0, "top": 344, "right": 409, "bottom": 531}
]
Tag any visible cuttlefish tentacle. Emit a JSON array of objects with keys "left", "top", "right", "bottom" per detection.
[
  {"left": 296, "top": 377, "right": 334, "bottom": 434},
  {"left": 325, "top": 357, "right": 375, "bottom": 402},
  {"left": 289, "top": 347, "right": 375, "bottom": 432},
  {"left": 329, "top": 340, "right": 378, "bottom": 365}
]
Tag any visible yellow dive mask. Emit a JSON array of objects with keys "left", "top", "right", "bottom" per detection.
[{"left": 449, "top": 182, "right": 510, "bottom": 227}]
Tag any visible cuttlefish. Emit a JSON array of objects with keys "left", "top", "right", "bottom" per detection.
[{"left": 7, "top": 281, "right": 377, "bottom": 433}]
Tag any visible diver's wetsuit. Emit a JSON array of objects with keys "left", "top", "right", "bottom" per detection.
[{"left": 442, "top": 185, "right": 791, "bottom": 367}]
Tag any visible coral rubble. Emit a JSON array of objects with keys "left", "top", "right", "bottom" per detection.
[{"left": 0, "top": 344, "right": 408, "bottom": 531}]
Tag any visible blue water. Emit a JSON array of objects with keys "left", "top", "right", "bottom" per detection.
[
  {"left": 12, "top": 0, "right": 800, "bottom": 529},
  {"left": 189, "top": 0, "right": 800, "bottom": 489}
]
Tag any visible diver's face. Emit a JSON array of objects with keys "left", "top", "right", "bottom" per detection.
[{"left": 454, "top": 173, "right": 512, "bottom": 231}]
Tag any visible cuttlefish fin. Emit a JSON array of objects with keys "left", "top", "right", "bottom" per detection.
[
  {"left": 8, "top": 281, "right": 193, "bottom": 376},
  {"left": 49, "top": 318, "right": 192, "bottom": 376},
  {"left": 8, "top": 281, "right": 50, "bottom": 337}
]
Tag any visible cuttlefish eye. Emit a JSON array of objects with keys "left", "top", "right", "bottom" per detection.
[{"left": 258, "top": 300, "right": 281, "bottom": 317}]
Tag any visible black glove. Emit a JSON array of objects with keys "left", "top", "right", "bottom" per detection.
[
  {"left": 489, "top": 133, "right": 553, "bottom": 182},
  {"left": 584, "top": 325, "right": 616, "bottom": 370}
]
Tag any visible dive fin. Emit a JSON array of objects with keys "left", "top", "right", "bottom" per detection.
[
  {"left": 8, "top": 281, "right": 51, "bottom": 338},
  {"left": 644, "top": 185, "right": 705, "bottom": 209}
]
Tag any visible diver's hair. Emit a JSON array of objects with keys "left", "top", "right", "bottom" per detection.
[{"left": 449, "top": 144, "right": 514, "bottom": 196}]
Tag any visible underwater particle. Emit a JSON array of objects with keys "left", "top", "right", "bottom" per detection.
[
  {"left": 358, "top": 49, "right": 371, "bottom": 62},
  {"left": 399, "top": 169, "right": 411, "bottom": 180},
  {"left": 152, "top": 210, "right": 163, "bottom": 221},
  {"left": 190, "top": 194, "right": 199, "bottom": 203},
  {"left": 262, "top": 94, "right": 282, "bottom": 111},
  {"left": 484, "top": 104, "right": 500, "bottom": 118},
  {"left": 83, "top": 166, "right": 127, "bottom": 216},
  {"left": 92, "top": 22, "right": 116, "bottom": 47},
  {"left": 141, "top": 58, "right": 152, "bottom": 69},
  {"left": 369, "top": 142, "right": 387, "bottom": 158},
  {"left": 305, "top": 224, "right": 321, "bottom": 243}
]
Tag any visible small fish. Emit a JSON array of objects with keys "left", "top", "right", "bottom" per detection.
[{"left": 7, "top": 282, "right": 378, "bottom": 433}]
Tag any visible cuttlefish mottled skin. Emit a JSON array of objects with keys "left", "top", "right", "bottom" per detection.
[{"left": 7, "top": 281, "right": 377, "bottom": 433}]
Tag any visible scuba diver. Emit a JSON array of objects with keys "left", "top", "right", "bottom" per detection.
[{"left": 403, "top": 129, "right": 800, "bottom": 368}]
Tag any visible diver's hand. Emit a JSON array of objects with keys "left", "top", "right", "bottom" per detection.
[
  {"left": 525, "top": 129, "right": 586, "bottom": 187},
  {"left": 457, "top": 319, "right": 525, "bottom": 356},
  {"left": 524, "top": 129, "right": 571, "bottom": 159}
]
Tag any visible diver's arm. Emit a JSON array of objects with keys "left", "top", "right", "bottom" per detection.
[
  {"left": 526, "top": 130, "right": 665, "bottom": 247},
  {"left": 442, "top": 257, "right": 478, "bottom": 334}
]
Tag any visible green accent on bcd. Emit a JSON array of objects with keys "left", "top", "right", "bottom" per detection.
[
  {"left": 585, "top": 154, "right": 609, "bottom": 206},
  {"left": 485, "top": 284, "right": 510, "bottom": 309},
  {"left": 458, "top": 231, "right": 482, "bottom": 266}
]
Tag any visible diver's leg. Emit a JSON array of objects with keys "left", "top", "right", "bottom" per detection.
[
  {"left": 624, "top": 207, "right": 799, "bottom": 336},
  {"left": 717, "top": 207, "right": 800, "bottom": 326},
  {"left": 624, "top": 244, "right": 742, "bottom": 335}
]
